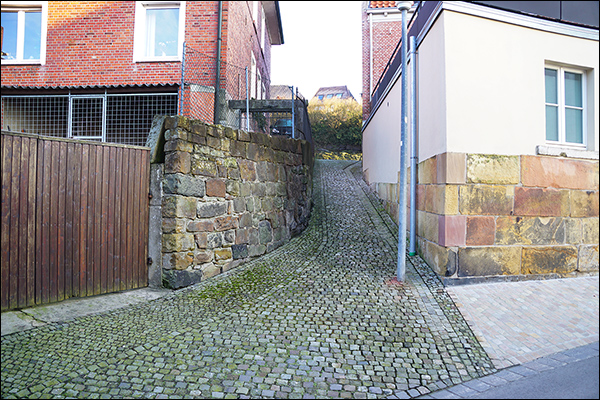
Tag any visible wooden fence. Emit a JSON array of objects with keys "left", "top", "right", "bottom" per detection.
[{"left": 1, "top": 131, "right": 150, "bottom": 311}]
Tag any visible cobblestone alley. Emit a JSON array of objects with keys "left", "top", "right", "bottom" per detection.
[{"left": 1, "top": 160, "right": 496, "bottom": 399}]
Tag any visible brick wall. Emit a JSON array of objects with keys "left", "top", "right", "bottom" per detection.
[
  {"left": 371, "top": 153, "right": 599, "bottom": 283},
  {"left": 156, "top": 116, "right": 313, "bottom": 289},
  {"left": 1, "top": 1, "right": 271, "bottom": 92},
  {"left": 361, "top": 8, "right": 403, "bottom": 121}
]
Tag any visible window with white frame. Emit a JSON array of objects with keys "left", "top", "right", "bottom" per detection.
[
  {"left": 545, "top": 66, "right": 586, "bottom": 146},
  {"left": 133, "top": 1, "right": 186, "bottom": 62},
  {"left": 1, "top": 1, "right": 47, "bottom": 64}
]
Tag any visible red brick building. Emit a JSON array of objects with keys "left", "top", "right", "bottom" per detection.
[
  {"left": 1, "top": 1, "right": 283, "bottom": 145},
  {"left": 361, "top": 1, "right": 414, "bottom": 121}
]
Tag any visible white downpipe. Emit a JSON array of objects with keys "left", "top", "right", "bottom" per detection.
[{"left": 409, "top": 36, "right": 417, "bottom": 256}]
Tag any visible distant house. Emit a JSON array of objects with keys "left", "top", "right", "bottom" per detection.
[
  {"left": 362, "top": 1, "right": 599, "bottom": 283},
  {"left": 1, "top": 1, "right": 284, "bottom": 145},
  {"left": 312, "top": 86, "right": 356, "bottom": 102},
  {"left": 270, "top": 84, "right": 305, "bottom": 100}
]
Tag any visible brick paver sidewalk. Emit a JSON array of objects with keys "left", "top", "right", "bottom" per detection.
[{"left": 1, "top": 160, "right": 494, "bottom": 399}]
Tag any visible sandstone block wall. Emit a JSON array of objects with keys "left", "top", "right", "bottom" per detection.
[
  {"left": 370, "top": 152, "right": 599, "bottom": 283},
  {"left": 155, "top": 116, "right": 313, "bottom": 289}
]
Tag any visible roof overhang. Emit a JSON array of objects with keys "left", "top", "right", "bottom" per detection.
[{"left": 263, "top": 1, "right": 284, "bottom": 45}]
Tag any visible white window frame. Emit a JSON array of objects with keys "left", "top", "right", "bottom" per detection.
[
  {"left": 544, "top": 64, "right": 587, "bottom": 148},
  {"left": 133, "top": 1, "right": 186, "bottom": 62},
  {"left": 1, "top": 1, "right": 48, "bottom": 65}
]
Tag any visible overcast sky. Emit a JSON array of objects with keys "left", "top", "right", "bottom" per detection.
[{"left": 271, "top": 1, "right": 363, "bottom": 101}]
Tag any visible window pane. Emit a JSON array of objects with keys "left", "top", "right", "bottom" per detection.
[
  {"left": 544, "top": 68, "right": 557, "bottom": 104},
  {"left": 564, "top": 72, "right": 582, "bottom": 107},
  {"left": 146, "top": 8, "right": 179, "bottom": 57},
  {"left": 1, "top": 12, "right": 18, "bottom": 59},
  {"left": 545, "top": 105, "right": 558, "bottom": 141},
  {"left": 24, "top": 11, "right": 42, "bottom": 60},
  {"left": 565, "top": 107, "right": 583, "bottom": 144}
]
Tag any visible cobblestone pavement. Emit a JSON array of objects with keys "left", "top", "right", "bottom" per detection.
[{"left": 1, "top": 160, "right": 495, "bottom": 399}]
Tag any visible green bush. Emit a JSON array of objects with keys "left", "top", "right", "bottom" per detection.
[{"left": 308, "top": 98, "right": 362, "bottom": 148}]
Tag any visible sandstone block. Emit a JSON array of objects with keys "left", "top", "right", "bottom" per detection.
[
  {"left": 230, "top": 140, "right": 247, "bottom": 157},
  {"left": 437, "top": 152, "right": 466, "bottom": 184},
  {"left": 163, "top": 252, "right": 194, "bottom": 271},
  {"left": 418, "top": 238, "right": 457, "bottom": 277},
  {"left": 521, "top": 155, "right": 598, "bottom": 190},
  {"left": 521, "top": 246, "right": 577, "bottom": 274},
  {"left": 235, "top": 228, "right": 249, "bottom": 244},
  {"left": 206, "top": 179, "right": 226, "bottom": 197},
  {"left": 163, "top": 173, "right": 205, "bottom": 197},
  {"left": 564, "top": 218, "right": 582, "bottom": 244},
  {"left": 418, "top": 156, "right": 437, "bottom": 184},
  {"left": 467, "top": 154, "right": 520, "bottom": 184},
  {"left": 417, "top": 210, "right": 439, "bottom": 244},
  {"left": 248, "top": 244, "right": 266, "bottom": 257},
  {"left": 214, "top": 248, "right": 232, "bottom": 261},
  {"left": 582, "top": 218, "right": 599, "bottom": 244},
  {"left": 206, "top": 232, "right": 223, "bottom": 249},
  {"left": 191, "top": 159, "right": 217, "bottom": 177},
  {"left": 194, "top": 250, "right": 213, "bottom": 264},
  {"left": 259, "top": 220, "right": 273, "bottom": 244},
  {"left": 197, "top": 201, "right": 227, "bottom": 218},
  {"left": 187, "top": 219, "right": 214, "bottom": 232},
  {"left": 438, "top": 215, "right": 466, "bottom": 247},
  {"left": 578, "top": 245, "right": 599, "bottom": 272},
  {"left": 247, "top": 143, "right": 259, "bottom": 161},
  {"left": 214, "top": 215, "right": 238, "bottom": 231},
  {"left": 226, "top": 180, "right": 240, "bottom": 196},
  {"left": 238, "top": 159, "right": 257, "bottom": 181},
  {"left": 162, "top": 233, "right": 195, "bottom": 252},
  {"left": 466, "top": 216, "right": 495, "bottom": 246},
  {"left": 237, "top": 129, "right": 251, "bottom": 142},
  {"left": 458, "top": 247, "right": 521, "bottom": 277},
  {"left": 513, "top": 187, "right": 567, "bottom": 217},
  {"left": 195, "top": 232, "right": 207, "bottom": 249},
  {"left": 162, "top": 195, "right": 197, "bottom": 219},
  {"left": 496, "top": 216, "right": 565, "bottom": 245},
  {"left": 201, "top": 263, "right": 221, "bottom": 280},
  {"left": 164, "top": 151, "right": 191, "bottom": 174},
  {"left": 164, "top": 139, "right": 193, "bottom": 153},
  {"left": 162, "top": 218, "right": 186, "bottom": 234},
  {"left": 570, "top": 190, "right": 599, "bottom": 217},
  {"left": 459, "top": 185, "right": 514, "bottom": 215}
]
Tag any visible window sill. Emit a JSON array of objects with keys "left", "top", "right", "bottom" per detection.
[
  {"left": 134, "top": 57, "right": 181, "bottom": 63},
  {"left": 1, "top": 60, "right": 43, "bottom": 65},
  {"left": 536, "top": 144, "right": 599, "bottom": 160}
]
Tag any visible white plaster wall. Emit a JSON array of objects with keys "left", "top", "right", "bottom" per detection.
[
  {"left": 363, "top": 7, "right": 599, "bottom": 185},
  {"left": 442, "top": 10, "right": 599, "bottom": 158}
]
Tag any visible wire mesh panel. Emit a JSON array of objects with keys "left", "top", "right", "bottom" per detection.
[
  {"left": 106, "top": 94, "right": 178, "bottom": 146},
  {"left": 2, "top": 92, "right": 178, "bottom": 147},
  {"left": 1, "top": 96, "right": 69, "bottom": 137},
  {"left": 70, "top": 96, "right": 104, "bottom": 141}
]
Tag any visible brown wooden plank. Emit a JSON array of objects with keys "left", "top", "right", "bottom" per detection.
[
  {"left": 9, "top": 136, "right": 22, "bottom": 310},
  {"left": 17, "top": 137, "right": 31, "bottom": 308},
  {"left": 113, "top": 147, "right": 123, "bottom": 292},
  {"left": 64, "top": 142, "right": 75, "bottom": 300},
  {"left": 131, "top": 149, "right": 141, "bottom": 289},
  {"left": 106, "top": 146, "right": 116, "bottom": 293},
  {"left": 1, "top": 134, "right": 13, "bottom": 311},
  {"left": 125, "top": 149, "right": 135, "bottom": 290},
  {"left": 40, "top": 140, "right": 52, "bottom": 305},
  {"left": 35, "top": 139, "right": 43, "bottom": 305},
  {"left": 71, "top": 143, "right": 82, "bottom": 297},
  {"left": 119, "top": 148, "right": 128, "bottom": 291},
  {"left": 48, "top": 141, "right": 60, "bottom": 303},
  {"left": 26, "top": 137, "right": 38, "bottom": 307},
  {"left": 56, "top": 141, "right": 67, "bottom": 302},
  {"left": 79, "top": 144, "right": 90, "bottom": 297},
  {"left": 86, "top": 144, "right": 96, "bottom": 296},
  {"left": 139, "top": 150, "right": 150, "bottom": 287},
  {"left": 100, "top": 145, "right": 110, "bottom": 294},
  {"left": 93, "top": 145, "right": 103, "bottom": 295}
]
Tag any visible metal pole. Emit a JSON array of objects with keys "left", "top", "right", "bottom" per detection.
[
  {"left": 397, "top": 1, "right": 411, "bottom": 282},
  {"left": 409, "top": 35, "right": 417, "bottom": 256},
  {"left": 213, "top": 1, "right": 223, "bottom": 125},
  {"left": 291, "top": 85, "right": 295, "bottom": 139},
  {"left": 179, "top": 41, "right": 186, "bottom": 116},
  {"left": 245, "top": 66, "right": 250, "bottom": 130}
]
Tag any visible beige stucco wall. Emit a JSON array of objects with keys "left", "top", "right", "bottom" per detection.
[{"left": 363, "top": 7, "right": 599, "bottom": 186}]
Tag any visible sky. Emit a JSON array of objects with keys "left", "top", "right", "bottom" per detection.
[{"left": 271, "top": 1, "right": 363, "bottom": 101}]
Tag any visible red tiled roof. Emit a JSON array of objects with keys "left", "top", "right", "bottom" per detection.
[{"left": 369, "top": 1, "right": 398, "bottom": 9}]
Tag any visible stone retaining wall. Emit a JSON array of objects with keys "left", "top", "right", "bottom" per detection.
[
  {"left": 151, "top": 116, "right": 313, "bottom": 289},
  {"left": 370, "top": 152, "right": 599, "bottom": 283}
]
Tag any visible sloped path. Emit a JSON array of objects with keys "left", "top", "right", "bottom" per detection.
[{"left": 1, "top": 160, "right": 494, "bottom": 399}]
